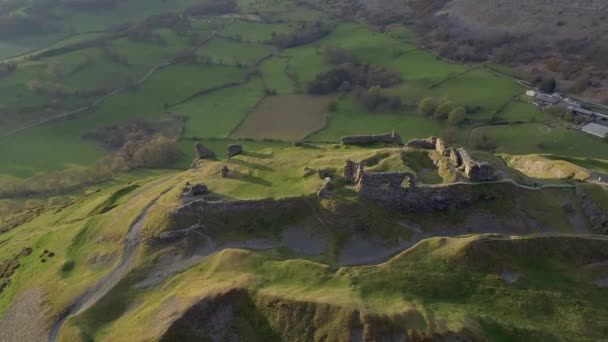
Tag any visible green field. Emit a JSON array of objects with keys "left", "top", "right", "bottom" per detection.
[
  {"left": 0, "top": 0, "right": 605, "bottom": 189},
  {"left": 471, "top": 123, "right": 608, "bottom": 159},
  {"left": 308, "top": 95, "right": 445, "bottom": 142}
]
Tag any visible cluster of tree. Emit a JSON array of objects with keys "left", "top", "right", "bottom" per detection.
[
  {"left": 0, "top": 63, "right": 16, "bottom": 78},
  {"left": 418, "top": 97, "right": 467, "bottom": 126},
  {"left": 141, "top": 12, "right": 191, "bottom": 36},
  {"left": 268, "top": 22, "right": 332, "bottom": 48},
  {"left": 353, "top": 85, "right": 402, "bottom": 112},
  {"left": 308, "top": 63, "right": 401, "bottom": 95},
  {"left": 185, "top": 0, "right": 238, "bottom": 16},
  {"left": 533, "top": 76, "right": 557, "bottom": 93},
  {"left": 82, "top": 117, "right": 185, "bottom": 150},
  {"left": 545, "top": 105, "right": 585, "bottom": 124},
  {"left": 0, "top": 134, "right": 182, "bottom": 198},
  {"left": 127, "top": 26, "right": 167, "bottom": 45}
]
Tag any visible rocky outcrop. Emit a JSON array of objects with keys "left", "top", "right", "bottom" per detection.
[
  {"left": 317, "top": 177, "right": 334, "bottom": 198},
  {"left": 194, "top": 142, "right": 216, "bottom": 159},
  {"left": 405, "top": 136, "right": 437, "bottom": 149},
  {"left": 220, "top": 165, "right": 230, "bottom": 178},
  {"left": 341, "top": 130, "right": 403, "bottom": 146},
  {"left": 303, "top": 167, "right": 315, "bottom": 177},
  {"left": 182, "top": 183, "right": 209, "bottom": 197},
  {"left": 576, "top": 187, "right": 608, "bottom": 234},
  {"left": 155, "top": 224, "right": 201, "bottom": 243},
  {"left": 226, "top": 144, "right": 243, "bottom": 159},
  {"left": 318, "top": 168, "right": 335, "bottom": 179}
]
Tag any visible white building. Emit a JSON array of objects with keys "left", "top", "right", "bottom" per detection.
[{"left": 582, "top": 123, "right": 608, "bottom": 139}]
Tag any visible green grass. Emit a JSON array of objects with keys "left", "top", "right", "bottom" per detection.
[
  {"left": 260, "top": 57, "right": 294, "bottom": 94},
  {"left": 199, "top": 38, "right": 273, "bottom": 66},
  {"left": 175, "top": 78, "right": 266, "bottom": 138},
  {"left": 497, "top": 100, "right": 553, "bottom": 123},
  {"left": 430, "top": 69, "right": 523, "bottom": 120},
  {"left": 222, "top": 21, "right": 295, "bottom": 43},
  {"left": 284, "top": 45, "right": 330, "bottom": 91},
  {"left": 471, "top": 123, "right": 608, "bottom": 159},
  {"left": 307, "top": 95, "right": 444, "bottom": 142}
]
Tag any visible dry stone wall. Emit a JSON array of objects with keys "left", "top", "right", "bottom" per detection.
[
  {"left": 170, "top": 196, "right": 309, "bottom": 228},
  {"left": 341, "top": 131, "right": 403, "bottom": 146}
]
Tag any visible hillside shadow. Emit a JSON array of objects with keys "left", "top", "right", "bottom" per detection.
[
  {"left": 230, "top": 159, "right": 273, "bottom": 171},
  {"left": 242, "top": 151, "right": 273, "bottom": 159},
  {"left": 231, "top": 171, "right": 273, "bottom": 187}
]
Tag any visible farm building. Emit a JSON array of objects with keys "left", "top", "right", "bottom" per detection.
[{"left": 582, "top": 123, "right": 608, "bottom": 138}]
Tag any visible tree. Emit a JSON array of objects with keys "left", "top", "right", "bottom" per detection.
[
  {"left": 539, "top": 77, "right": 557, "bottom": 93},
  {"left": 447, "top": 106, "right": 467, "bottom": 126},
  {"left": 433, "top": 101, "right": 455, "bottom": 121},
  {"left": 418, "top": 97, "right": 436, "bottom": 116}
]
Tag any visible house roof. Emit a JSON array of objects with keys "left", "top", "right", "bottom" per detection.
[{"left": 582, "top": 123, "right": 608, "bottom": 138}]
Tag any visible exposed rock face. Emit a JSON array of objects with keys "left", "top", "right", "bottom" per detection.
[
  {"left": 182, "top": 183, "right": 209, "bottom": 197},
  {"left": 155, "top": 224, "right": 201, "bottom": 243},
  {"left": 220, "top": 165, "right": 230, "bottom": 178},
  {"left": 169, "top": 196, "right": 309, "bottom": 229},
  {"left": 226, "top": 144, "right": 243, "bottom": 159},
  {"left": 341, "top": 130, "right": 403, "bottom": 146},
  {"left": 194, "top": 142, "right": 216, "bottom": 159},
  {"left": 405, "top": 137, "right": 437, "bottom": 149},
  {"left": 457, "top": 148, "right": 495, "bottom": 181},
  {"left": 576, "top": 187, "right": 608, "bottom": 234}
]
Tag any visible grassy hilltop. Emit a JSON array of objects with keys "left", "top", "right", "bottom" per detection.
[{"left": 0, "top": 142, "right": 607, "bottom": 340}]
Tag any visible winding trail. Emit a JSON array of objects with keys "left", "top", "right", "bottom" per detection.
[{"left": 47, "top": 187, "right": 172, "bottom": 342}]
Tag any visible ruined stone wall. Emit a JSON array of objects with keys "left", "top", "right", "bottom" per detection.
[
  {"left": 341, "top": 131, "right": 403, "bottom": 146},
  {"left": 361, "top": 182, "right": 494, "bottom": 213},
  {"left": 170, "top": 196, "right": 309, "bottom": 228},
  {"left": 457, "top": 148, "right": 495, "bottom": 181},
  {"left": 406, "top": 137, "right": 495, "bottom": 182}
]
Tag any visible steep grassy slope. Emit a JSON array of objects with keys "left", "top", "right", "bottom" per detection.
[{"left": 65, "top": 235, "right": 608, "bottom": 341}]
